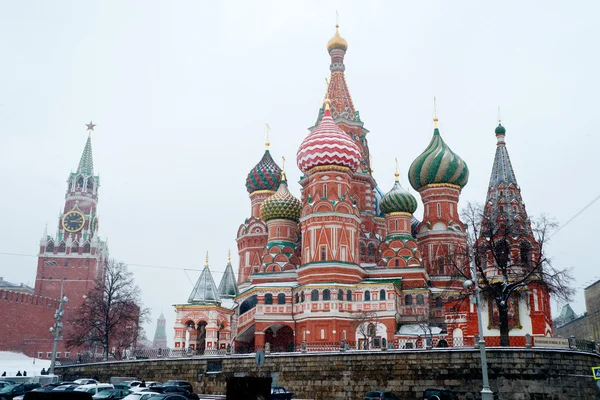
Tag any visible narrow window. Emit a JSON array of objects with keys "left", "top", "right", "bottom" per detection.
[
  {"left": 347, "top": 290, "right": 352, "bottom": 302},
  {"left": 394, "top": 259, "right": 399, "bottom": 267},
  {"left": 323, "top": 289, "right": 331, "bottom": 300},
  {"left": 64, "top": 261, "right": 68, "bottom": 268},
  {"left": 311, "top": 289, "right": 319, "bottom": 301},
  {"left": 416, "top": 294, "right": 424, "bottom": 305},
  {"left": 338, "top": 289, "right": 344, "bottom": 300},
  {"left": 405, "top": 294, "right": 413, "bottom": 305},
  {"left": 436, "top": 297, "right": 443, "bottom": 308},
  {"left": 277, "top": 227, "right": 280, "bottom": 237},
  {"left": 338, "top": 184, "right": 342, "bottom": 198},
  {"left": 301, "top": 292, "right": 305, "bottom": 302},
  {"left": 321, "top": 329, "right": 325, "bottom": 339},
  {"left": 365, "top": 290, "right": 371, "bottom": 301},
  {"left": 295, "top": 293, "right": 299, "bottom": 304},
  {"left": 437, "top": 203, "right": 441, "bottom": 217},
  {"left": 277, "top": 293, "right": 286, "bottom": 305},
  {"left": 438, "top": 257, "right": 444, "bottom": 275},
  {"left": 380, "top": 289, "right": 386, "bottom": 300},
  {"left": 264, "top": 293, "right": 273, "bottom": 305},
  {"left": 323, "top": 184, "right": 327, "bottom": 198},
  {"left": 394, "top": 220, "right": 398, "bottom": 231},
  {"left": 320, "top": 247, "right": 326, "bottom": 261}
]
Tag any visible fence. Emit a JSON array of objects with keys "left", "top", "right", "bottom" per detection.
[{"left": 56, "top": 335, "right": 598, "bottom": 364}]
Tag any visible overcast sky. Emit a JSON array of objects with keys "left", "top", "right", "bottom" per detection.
[{"left": 1, "top": 1, "right": 598, "bottom": 346}]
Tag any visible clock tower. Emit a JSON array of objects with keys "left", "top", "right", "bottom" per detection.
[{"left": 34, "top": 122, "right": 108, "bottom": 304}]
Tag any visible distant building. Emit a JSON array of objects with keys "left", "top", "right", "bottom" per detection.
[
  {"left": 152, "top": 313, "right": 168, "bottom": 349},
  {"left": 555, "top": 280, "right": 600, "bottom": 341},
  {"left": 0, "top": 277, "right": 33, "bottom": 294}
]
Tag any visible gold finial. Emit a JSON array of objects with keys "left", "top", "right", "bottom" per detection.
[
  {"left": 227, "top": 249, "right": 231, "bottom": 264},
  {"left": 281, "top": 156, "right": 287, "bottom": 181},
  {"left": 433, "top": 97, "right": 439, "bottom": 129},
  {"left": 265, "top": 123, "right": 271, "bottom": 150},
  {"left": 394, "top": 158, "right": 399, "bottom": 181},
  {"left": 336, "top": 10, "right": 339, "bottom": 26},
  {"left": 205, "top": 251, "right": 209, "bottom": 267},
  {"left": 498, "top": 106, "right": 501, "bottom": 124}
]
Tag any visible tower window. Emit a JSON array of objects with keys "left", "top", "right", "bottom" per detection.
[
  {"left": 320, "top": 247, "right": 326, "bottom": 261},
  {"left": 277, "top": 293, "right": 286, "bottom": 305},
  {"left": 394, "top": 259, "right": 399, "bottom": 267},
  {"left": 368, "top": 244, "right": 376, "bottom": 257},
  {"left": 438, "top": 257, "right": 444, "bottom": 274},
  {"left": 295, "top": 293, "right": 299, "bottom": 304},
  {"left": 311, "top": 289, "right": 319, "bottom": 301},
  {"left": 323, "top": 289, "right": 331, "bottom": 301},
  {"left": 346, "top": 290, "right": 352, "bottom": 302},
  {"left": 264, "top": 293, "right": 273, "bottom": 305},
  {"left": 416, "top": 294, "right": 424, "bottom": 305},
  {"left": 405, "top": 294, "right": 413, "bottom": 306},
  {"left": 338, "top": 289, "right": 344, "bottom": 300},
  {"left": 277, "top": 227, "right": 280, "bottom": 237},
  {"left": 64, "top": 261, "right": 68, "bottom": 268},
  {"left": 323, "top": 184, "right": 327, "bottom": 198},
  {"left": 394, "top": 220, "right": 398, "bottom": 231},
  {"left": 380, "top": 289, "right": 386, "bottom": 300},
  {"left": 437, "top": 203, "right": 441, "bottom": 217},
  {"left": 301, "top": 292, "right": 305, "bottom": 302},
  {"left": 365, "top": 290, "right": 371, "bottom": 301},
  {"left": 436, "top": 297, "right": 443, "bottom": 308}
]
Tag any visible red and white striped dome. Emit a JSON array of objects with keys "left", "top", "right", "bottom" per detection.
[{"left": 297, "top": 101, "right": 362, "bottom": 174}]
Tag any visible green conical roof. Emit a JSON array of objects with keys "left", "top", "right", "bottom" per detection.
[{"left": 77, "top": 135, "right": 94, "bottom": 176}]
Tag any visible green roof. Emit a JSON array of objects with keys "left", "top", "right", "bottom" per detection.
[{"left": 77, "top": 136, "right": 94, "bottom": 176}]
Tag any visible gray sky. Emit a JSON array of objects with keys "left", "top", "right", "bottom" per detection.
[{"left": 1, "top": 1, "right": 598, "bottom": 346}]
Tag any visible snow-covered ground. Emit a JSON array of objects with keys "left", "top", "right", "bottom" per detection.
[{"left": 0, "top": 352, "right": 51, "bottom": 378}]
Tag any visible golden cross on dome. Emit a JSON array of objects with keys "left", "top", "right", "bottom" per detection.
[
  {"left": 498, "top": 106, "right": 502, "bottom": 124},
  {"left": 433, "top": 97, "right": 439, "bottom": 129},
  {"left": 227, "top": 249, "right": 231, "bottom": 264},
  {"left": 205, "top": 251, "right": 209, "bottom": 268},
  {"left": 281, "top": 156, "right": 286, "bottom": 172},
  {"left": 395, "top": 157, "right": 399, "bottom": 181},
  {"left": 265, "top": 123, "right": 271, "bottom": 150}
]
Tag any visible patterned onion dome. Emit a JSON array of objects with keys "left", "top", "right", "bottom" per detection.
[
  {"left": 380, "top": 175, "right": 418, "bottom": 215},
  {"left": 246, "top": 149, "right": 282, "bottom": 193},
  {"left": 297, "top": 100, "right": 362, "bottom": 173},
  {"left": 408, "top": 122, "right": 469, "bottom": 191},
  {"left": 260, "top": 176, "right": 302, "bottom": 222},
  {"left": 327, "top": 24, "right": 348, "bottom": 52}
]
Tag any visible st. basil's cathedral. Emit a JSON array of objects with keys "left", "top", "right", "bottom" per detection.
[{"left": 171, "top": 25, "right": 553, "bottom": 353}]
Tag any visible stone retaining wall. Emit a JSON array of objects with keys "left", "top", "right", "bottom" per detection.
[{"left": 56, "top": 348, "right": 600, "bottom": 399}]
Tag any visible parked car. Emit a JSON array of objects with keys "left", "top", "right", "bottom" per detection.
[
  {"left": 53, "top": 384, "right": 81, "bottom": 392},
  {"left": 130, "top": 382, "right": 162, "bottom": 393},
  {"left": 75, "top": 384, "right": 114, "bottom": 396},
  {"left": 271, "top": 386, "right": 293, "bottom": 400},
  {"left": 0, "top": 383, "right": 15, "bottom": 390},
  {"left": 122, "top": 392, "right": 160, "bottom": 400},
  {"left": 74, "top": 380, "right": 99, "bottom": 385},
  {"left": 24, "top": 392, "right": 93, "bottom": 400},
  {"left": 161, "top": 382, "right": 192, "bottom": 394},
  {"left": 92, "top": 389, "right": 131, "bottom": 399},
  {"left": 159, "top": 387, "right": 197, "bottom": 400},
  {"left": 0, "top": 383, "right": 41, "bottom": 400},
  {"left": 365, "top": 390, "right": 401, "bottom": 400},
  {"left": 147, "top": 396, "right": 187, "bottom": 400},
  {"left": 423, "top": 388, "right": 458, "bottom": 400}
]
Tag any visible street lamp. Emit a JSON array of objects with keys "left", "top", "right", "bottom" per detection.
[
  {"left": 49, "top": 294, "right": 69, "bottom": 375},
  {"left": 463, "top": 261, "right": 494, "bottom": 400}
]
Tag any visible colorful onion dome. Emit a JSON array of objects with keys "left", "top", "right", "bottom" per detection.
[
  {"left": 260, "top": 174, "right": 302, "bottom": 222},
  {"left": 327, "top": 24, "right": 348, "bottom": 52},
  {"left": 297, "top": 99, "right": 362, "bottom": 173},
  {"left": 408, "top": 117, "right": 469, "bottom": 191},
  {"left": 246, "top": 149, "right": 282, "bottom": 193},
  {"left": 495, "top": 122, "right": 506, "bottom": 135},
  {"left": 381, "top": 172, "right": 418, "bottom": 215}
]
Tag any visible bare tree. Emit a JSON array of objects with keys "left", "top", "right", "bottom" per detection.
[
  {"left": 351, "top": 309, "right": 379, "bottom": 349},
  {"left": 456, "top": 202, "right": 574, "bottom": 346},
  {"left": 66, "top": 258, "right": 149, "bottom": 360}
]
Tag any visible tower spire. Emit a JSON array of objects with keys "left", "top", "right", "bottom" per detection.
[
  {"left": 205, "top": 251, "right": 209, "bottom": 268},
  {"left": 394, "top": 157, "right": 399, "bottom": 182},
  {"left": 433, "top": 97, "right": 439, "bottom": 129},
  {"left": 77, "top": 122, "right": 95, "bottom": 176},
  {"left": 265, "top": 123, "right": 271, "bottom": 150},
  {"left": 227, "top": 249, "right": 231, "bottom": 264}
]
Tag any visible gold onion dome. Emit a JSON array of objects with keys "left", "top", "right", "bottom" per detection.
[
  {"left": 327, "top": 24, "right": 348, "bottom": 52},
  {"left": 380, "top": 172, "right": 418, "bottom": 215},
  {"left": 408, "top": 118, "right": 469, "bottom": 191},
  {"left": 260, "top": 174, "right": 302, "bottom": 222}
]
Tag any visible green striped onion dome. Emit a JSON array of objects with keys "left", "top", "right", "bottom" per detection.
[
  {"left": 495, "top": 123, "right": 506, "bottom": 135},
  {"left": 246, "top": 150, "right": 282, "bottom": 193},
  {"left": 408, "top": 128, "right": 469, "bottom": 191},
  {"left": 260, "top": 178, "right": 302, "bottom": 222},
  {"left": 380, "top": 179, "right": 418, "bottom": 215}
]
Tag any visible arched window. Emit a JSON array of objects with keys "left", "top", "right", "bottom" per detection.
[
  {"left": 58, "top": 242, "right": 66, "bottom": 253},
  {"left": 380, "top": 289, "right": 386, "bottom": 300},
  {"left": 301, "top": 292, "right": 305, "bottom": 302},
  {"left": 436, "top": 297, "right": 443, "bottom": 308},
  {"left": 520, "top": 241, "right": 531, "bottom": 267},
  {"left": 405, "top": 294, "right": 413, "bottom": 306},
  {"left": 87, "top": 177, "right": 94, "bottom": 191},
  {"left": 83, "top": 242, "right": 91, "bottom": 253},
  {"left": 346, "top": 290, "right": 352, "bottom": 302},
  {"left": 295, "top": 293, "right": 299, "bottom": 304},
  {"left": 46, "top": 242, "right": 54, "bottom": 253},
  {"left": 416, "top": 294, "right": 424, "bottom": 305},
  {"left": 320, "top": 247, "right": 326, "bottom": 261},
  {"left": 323, "top": 289, "right": 331, "bottom": 301},
  {"left": 360, "top": 243, "right": 366, "bottom": 256},
  {"left": 395, "top": 259, "right": 399, "bottom": 267},
  {"left": 311, "top": 289, "right": 319, "bottom": 301},
  {"left": 264, "top": 293, "right": 273, "bottom": 305},
  {"left": 368, "top": 244, "right": 376, "bottom": 257},
  {"left": 277, "top": 293, "right": 286, "bottom": 305},
  {"left": 437, "top": 257, "right": 444, "bottom": 275},
  {"left": 239, "top": 295, "right": 258, "bottom": 315},
  {"left": 338, "top": 289, "right": 344, "bottom": 301},
  {"left": 71, "top": 242, "right": 79, "bottom": 254},
  {"left": 364, "top": 290, "right": 371, "bottom": 301},
  {"left": 76, "top": 176, "right": 84, "bottom": 188}
]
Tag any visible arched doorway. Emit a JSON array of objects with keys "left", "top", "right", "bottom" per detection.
[
  {"left": 452, "top": 328, "right": 463, "bottom": 347},
  {"left": 264, "top": 325, "right": 295, "bottom": 352},
  {"left": 196, "top": 321, "right": 207, "bottom": 354}
]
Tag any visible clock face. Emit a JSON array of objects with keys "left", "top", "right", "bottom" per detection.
[{"left": 62, "top": 210, "right": 85, "bottom": 233}]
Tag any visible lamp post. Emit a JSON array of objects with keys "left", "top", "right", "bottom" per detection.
[
  {"left": 49, "top": 283, "right": 68, "bottom": 375},
  {"left": 463, "top": 261, "right": 494, "bottom": 400}
]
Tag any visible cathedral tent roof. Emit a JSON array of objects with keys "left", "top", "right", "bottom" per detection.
[
  {"left": 188, "top": 256, "right": 221, "bottom": 304},
  {"left": 77, "top": 123, "right": 96, "bottom": 176},
  {"left": 218, "top": 254, "right": 238, "bottom": 299}
]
